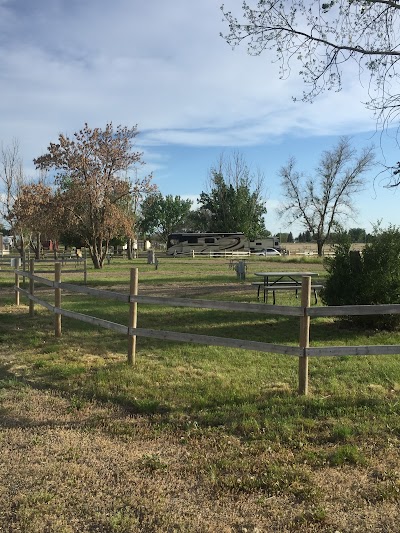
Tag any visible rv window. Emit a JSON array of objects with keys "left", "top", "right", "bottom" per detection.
[
  {"left": 187, "top": 237, "right": 198, "bottom": 244},
  {"left": 255, "top": 242, "right": 262, "bottom": 246},
  {"left": 204, "top": 238, "right": 215, "bottom": 244}
]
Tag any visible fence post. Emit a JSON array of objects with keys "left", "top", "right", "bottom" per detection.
[
  {"left": 128, "top": 267, "right": 138, "bottom": 365},
  {"left": 14, "top": 268, "right": 19, "bottom": 306},
  {"left": 83, "top": 248, "right": 87, "bottom": 284},
  {"left": 22, "top": 251, "right": 26, "bottom": 287},
  {"left": 29, "top": 258, "right": 35, "bottom": 317},
  {"left": 55, "top": 262, "right": 62, "bottom": 337},
  {"left": 299, "top": 276, "right": 311, "bottom": 395}
]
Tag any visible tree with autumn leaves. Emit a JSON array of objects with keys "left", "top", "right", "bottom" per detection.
[
  {"left": 29, "top": 123, "right": 156, "bottom": 268},
  {"left": 7, "top": 182, "right": 57, "bottom": 259}
]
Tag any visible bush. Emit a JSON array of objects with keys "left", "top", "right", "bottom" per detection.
[{"left": 321, "top": 226, "right": 400, "bottom": 330}]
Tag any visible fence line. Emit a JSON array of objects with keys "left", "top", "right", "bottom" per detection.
[
  {"left": 173, "top": 250, "right": 252, "bottom": 258},
  {"left": 11, "top": 265, "right": 400, "bottom": 395},
  {"left": 6, "top": 255, "right": 87, "bottom": 283}
]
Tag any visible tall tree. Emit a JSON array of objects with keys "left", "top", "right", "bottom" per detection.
[
  {"left": 348, "top": 227, "right": 367, "bottom": 243},
  {"left": 34, "top": 123, "right": 154, "bottom": 268},
  {"left": 278, "top": 137, "right": 374, "bottom": 256},
  {"left": 0, "top": 139, "right": 25, "bottom": 249},
  {"left": 199, "top": 152, "right": 267, "bottom": 238},
  {"left": 221, "top": 1, "right": 400, "bottom": 183},
  {"left": 8, "top": 183, "right": 57, "bottom": 259},
  {"left": 140, "top": 193, "right": 192, "bottom": 243},
  {"left": 184, "top": 208, "right": 213, "bottom": 233}
]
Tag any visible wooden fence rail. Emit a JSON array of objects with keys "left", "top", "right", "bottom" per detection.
[
  {"left": 12, "top": 265, "right": 400, "bottom": 395},
  {"left": 2, "top": 255, "right": 87, "bottom": 283}
]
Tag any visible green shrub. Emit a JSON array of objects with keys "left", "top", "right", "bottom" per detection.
[{"left": 321, "top": 226, "right": 400, "bottom": 330}]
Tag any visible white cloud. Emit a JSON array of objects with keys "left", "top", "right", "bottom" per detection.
[
  {"left": 0, "top": 0, "right": 393, "bottom": 238},
  {"left": 0, "top": 0, "right": 377, "bottom": 150}
]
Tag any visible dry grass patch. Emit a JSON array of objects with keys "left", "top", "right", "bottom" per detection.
[{"left": 0, "top": 383, "right": 399, "bottom": 532}]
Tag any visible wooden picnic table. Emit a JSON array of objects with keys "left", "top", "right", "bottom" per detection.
[{"left": 253, "top": 271, "right": 321, "bottom": 304}]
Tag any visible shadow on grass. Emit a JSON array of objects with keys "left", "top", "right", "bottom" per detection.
[
  {"left": 0, "top": 349, "right": 396, "bottom": 445},
  {"left": 1, "top": 301, "right": 400, "bottom": 441}
]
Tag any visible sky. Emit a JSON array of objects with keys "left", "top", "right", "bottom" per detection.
[{"left": 1, "top": 0, "right": 399, "bottom": 237}]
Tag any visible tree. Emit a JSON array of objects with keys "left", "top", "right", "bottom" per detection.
[
  {"left": 140, "top": 193, "right": 192, "bottom": 243},
  {"left": 322, "top": 225, "right": 400, "bottom": 330},
  {"left": 184, "top": 208, "right": 213, "bottom": 232},
  {"left": 278, "top": 137, "right": 374, "bottom": 256},
  {"left": 34, "top": 123, "right": 154, "bottom": 269},
  {"left": 0, "top": 139, "right": 26, "bottom": 248},
  {"left": 198, "top": 152, "right": 267, "bottom": 238},
  {"left": 8, "top": 183, "right": 58, "bottom": 259},
  {"left": 348, "top": 227, "right": 367, "bottom": 243},
  {"left": 117, "top": 173, "right": 157, "bottom": 259},
  {"left": 221, "top": 1, "right": 400, "bottom": 182}
]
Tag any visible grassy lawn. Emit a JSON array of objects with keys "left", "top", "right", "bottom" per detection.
[{"left": 0, "top": 256, "right": 399, "bottom": 532}]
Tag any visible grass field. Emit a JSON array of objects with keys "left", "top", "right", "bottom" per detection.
[{"left": 0, "top": 256, "right": 399, "bottom": 532}]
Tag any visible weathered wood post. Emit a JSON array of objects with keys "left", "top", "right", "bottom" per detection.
[
  {"left": 29, "top": 258, "right": 35, "bottom": 317},
  {"left": 128, "top": 267, "right": 138, "bottom": 365},
  {"left": 22, "top": 251, "right": 27, "bottom": 287},
  {"left": 14, "top": 262, "right": 19, "bottom": 306},
  {"left": 235, "top": 260, "right": 246, "bottom": 281},
  {"left": 147, "top": 250, "right": 156, "bottom": 264},
  {"left": 299, "top": 276, "right": 311, "bottom": 395},
  {"left": 55, "top": 262, "right": 62, "bottom": 337},
  {"left": 83, "top": 248, "right": 87, "bottom": 284}
]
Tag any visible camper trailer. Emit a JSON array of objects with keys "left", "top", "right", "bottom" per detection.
[
  {"left": 166, "top": 233, "right": 281, "bottom": 255},
  {"left": 248, "top": 237, "right": 281, "bottom": 253}
]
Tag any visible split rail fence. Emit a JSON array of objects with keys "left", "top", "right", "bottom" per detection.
[
  {"left": 4, "top": 254, "right": 87, "bottom": 283},
  {"left": 12, "top": 262, "right": 400, "bottom": 395}
]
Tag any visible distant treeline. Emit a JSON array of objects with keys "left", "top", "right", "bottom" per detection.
[{"left": 279, "top": 228, "right": 370, "bottom": 244}]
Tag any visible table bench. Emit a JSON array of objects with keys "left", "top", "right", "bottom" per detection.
[{"left": 252, "top": 282, "right": 324, "bottom": 304}]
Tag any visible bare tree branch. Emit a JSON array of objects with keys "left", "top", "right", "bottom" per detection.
[{"left": 278, "top": 137, "right": 375, "bottom": 255}]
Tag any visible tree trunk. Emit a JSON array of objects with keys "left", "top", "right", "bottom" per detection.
[
  {"left": 36, "top": 233, "right": 41, "bottom": 260},
  {"left": 15, "top": 233, "right": 25, "bottom": 258},
  {"left": 88, "top": 236, "right": 110, "bottom": 268},
  {"left": 317, "top": 240, "right": 324, "bottom": 256},
  {"left": 126, "top": 237, "right": 136, "bottom": 260},
  {"left": 88, "top": 237, "right": 103, "bottom": 269}
]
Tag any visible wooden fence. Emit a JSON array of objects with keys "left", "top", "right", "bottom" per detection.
[
  {"left": 12, "top": 264, "right": 400, "bottom": 395},
  {"left": 3, "top": 255, "right": 87, "bottom": 283}
]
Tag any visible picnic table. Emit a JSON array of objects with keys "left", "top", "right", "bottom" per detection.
[{"left": 253, "top": 271, "right": 322, "bottom": 304}]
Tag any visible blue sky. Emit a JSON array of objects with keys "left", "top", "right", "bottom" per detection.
[{"left": 0, "top": 0, "right": 399, "bottom": 236}]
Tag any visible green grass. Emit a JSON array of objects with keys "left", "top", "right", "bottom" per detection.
[
  {"left": 1, "top": 257, "right": 400, "bottom": 530},
  {"left": 2, "top": 257, "right": 400, "bottom": 433}
]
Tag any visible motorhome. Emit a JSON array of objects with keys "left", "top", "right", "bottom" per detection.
[{"left": 166, "top": 233, "right": 281, "bottom": 255}]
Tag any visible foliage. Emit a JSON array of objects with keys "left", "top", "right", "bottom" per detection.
[
  {"left": 322, "top": 225, "right": 400, "bottom": 329},
  {"left": 279, "top": 137, "right": 374, "bottom": 256},
  {"left": 348, "top": 227, "right": 367, "bottom": 243},
  {"left": 139, "top": 193, "right": 192, "bottom": 243},
  {"left": 184, "top": 207, "right": 213, "bottom": 232},
  {"left": 198, "top": 152, "right": 267, "bottom": 239},
  {"left": 297, "top": 231, "right": 312, "bottom": 243},
  {"left": 34, "top": 123, "right": 155, "bottom": 269},
  {"left": 8, "top": 182, "right": 58, "bottom": 258},
  {"left": 221, "top": 1, "right": 400, "bottom": 176},
  {"left": 0, "top": 139, "right": 27, "bottom": 253},
  {"left": 0, "top": 139, "right": 24, "bottom": 227}
]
